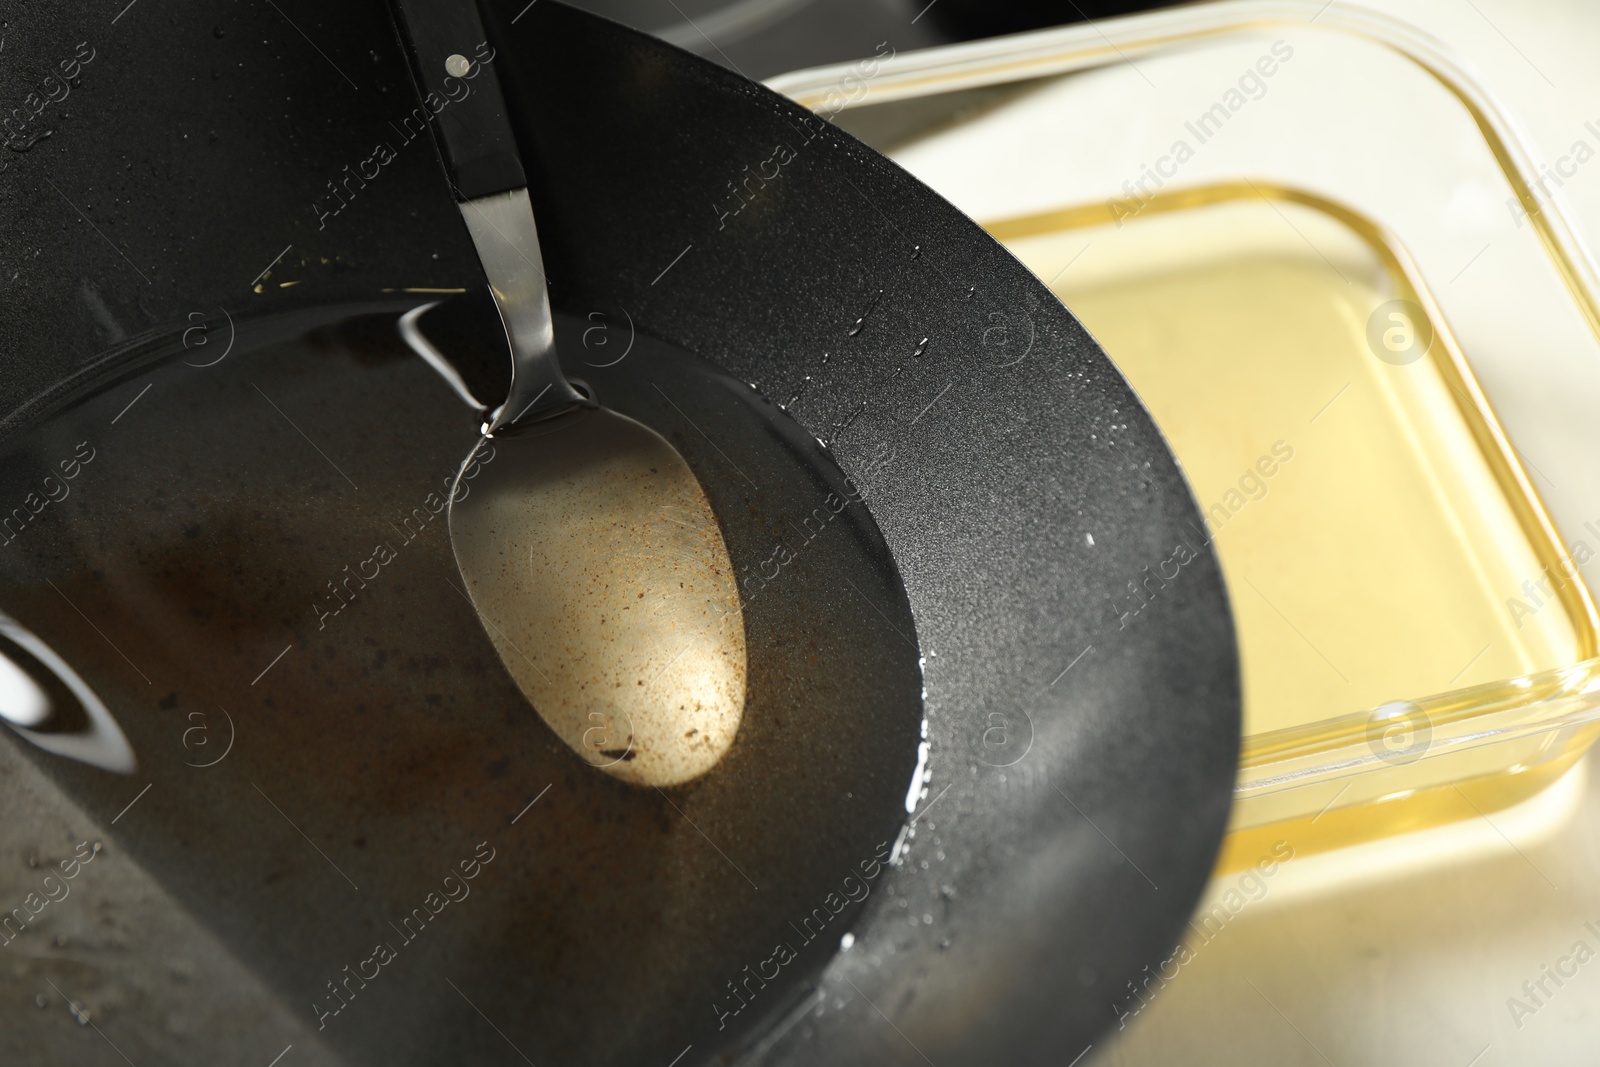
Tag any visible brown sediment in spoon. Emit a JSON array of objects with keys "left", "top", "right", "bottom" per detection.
[{"left": 449, "top": 404, "right": 746, "bottom": 787}]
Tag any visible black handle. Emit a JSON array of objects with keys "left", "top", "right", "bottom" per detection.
[{"left": 387, "top": 0, "right": 526, "bottom": 200}]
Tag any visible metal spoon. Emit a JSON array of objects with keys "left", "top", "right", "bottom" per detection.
[{"left": 388, "top": 0, "right": 746, "bottom": 786}]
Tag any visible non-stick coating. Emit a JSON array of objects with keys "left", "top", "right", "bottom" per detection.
[{"left": 0, "top": 2, "right": 1240, "bottom": 1064}]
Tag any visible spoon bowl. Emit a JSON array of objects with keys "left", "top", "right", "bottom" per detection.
[{"left": 448, "top": 403, "right": 746, "bottom": 786}]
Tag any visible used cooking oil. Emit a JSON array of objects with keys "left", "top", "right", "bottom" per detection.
[
  {"left": 0, "top": 306, "right": 924, "bottom": 1063},
  {"left": 988, "top": 185, "right": 1600, "bottom": 864}
]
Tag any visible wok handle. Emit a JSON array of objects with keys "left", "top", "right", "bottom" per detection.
[{"left": 386, "top": 0, "right": 526, "bottom": 201}]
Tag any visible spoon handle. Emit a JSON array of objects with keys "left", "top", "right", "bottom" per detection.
[
  {"left": 386, "top": 0, "right": 584, "bottom": 430},
  {"left": 386, "top": 0, "right": 524, "bottom": 201}
]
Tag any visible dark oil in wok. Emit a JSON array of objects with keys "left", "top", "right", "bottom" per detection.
[{"left": 0, "top": 303, "right": 925, "bottom": 1066}]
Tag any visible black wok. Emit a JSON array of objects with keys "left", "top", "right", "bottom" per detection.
[{"left": 0, "top": 3, "right": 1239, "bottom": 1064}]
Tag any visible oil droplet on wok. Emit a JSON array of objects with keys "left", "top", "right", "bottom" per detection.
[{"left": 847, "top": 289, "right": 883, "bottom": 337}]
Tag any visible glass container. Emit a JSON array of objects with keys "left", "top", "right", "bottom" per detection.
[{"left": 770, "top": 0, "right": 1600, "bottom": 867}]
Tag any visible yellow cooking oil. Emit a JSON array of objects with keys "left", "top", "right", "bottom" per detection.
[{"left": 986, "top": 185, "right": 1600, "bottom": 866}]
